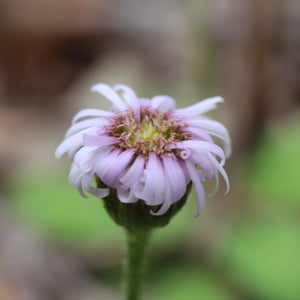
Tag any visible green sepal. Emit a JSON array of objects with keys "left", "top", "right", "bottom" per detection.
[{"left": 97, "top": 177, "right": 192, "bottom": 232}]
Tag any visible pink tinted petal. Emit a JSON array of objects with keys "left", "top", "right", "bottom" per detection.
[
  {"left": 173, "top": 96, "right": 223, "bottom": 118},
  {"left": 150, "top": 176, "right": 172, "bottom": 216},
  {"left": 207, "top": 153, "right": 230, "bottom": 194},
  {"left": 135, "top": 153, "right": 165, "bottom": 206},
  {"left": 73, "top": 146, "right": 99, "bottom": 172},
  {"left": 183, "top": 126, "right": 213, "bottom": 143},
  {"left": 94, "top": 148, "right": 120, "bottom": 178},
  {"left": 55, "top": 130, "right": 86, "bottom": 159},
  {"left": 66, "top": 118, "right": 107, "bottom": 137},
  {"left": 172, "top": 140, "right": 225, "bottom": 166},
  {"left": 120, "top": 155, "right": 145, "bottom": 187},
  {"left": 180, "top": 148, "right": 192, "bottom": 160},
  {"left": 162, "top": 155, "right": 187, "bottom": 203},
  {"left": 113, "top": 84, "right": 139, "bottom": 108},
  {"left": 186, "top": 119, "right": 231, "bottom": 157},
  {"left": 82, "top": 134, "right": 117, "bottom": 147},
  {"left": 117, "top": 186, "right": 138, "bottom": 203},
  {"left": 91, "top": 83, "right": 127, "bottom": 111},
  {"left": 117, "top": 156, "right": 145, "bottom": 203},
  {"left": 185, "top": 160, "right": 206, "bottom": 217},
  {"left": 209, "top": 169, "right": 219, "bottom": 197},
  {"left": 191, "top": 150, "right": 214, "bottom": 180},
  {"left": 101, "top": 148, "right": 136, "bottom": 188},
  {"left": 151, "top": 95, "right": 176, "bottom": 112},
  {"left": 68, "top": 163, "right": 86, "bottom": 198},
  {"left": 139, "top": 98, "right": 151, "bottom": 107},
  {"left": 72, "top": 108, "right": 113, "bottom": 124},
  {"left": 81, "top": 172, "right": 109, "bottom": 198}
]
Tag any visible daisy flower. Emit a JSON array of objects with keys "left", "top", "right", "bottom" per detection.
[{"left": 55, "top": 83, "right": 231, "bottom": 217}]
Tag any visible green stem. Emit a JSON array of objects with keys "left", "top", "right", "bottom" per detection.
[{"left": 125, "top": 229, "right": 151, "bottom": 300}]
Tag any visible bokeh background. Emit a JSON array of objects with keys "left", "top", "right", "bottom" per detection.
[{"left": 0, "top": 0, "right": 299, "bottom": 299}]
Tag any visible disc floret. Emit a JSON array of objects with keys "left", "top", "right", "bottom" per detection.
[{"left": 106, "top": 107, "right": 190, "bottom": 156}]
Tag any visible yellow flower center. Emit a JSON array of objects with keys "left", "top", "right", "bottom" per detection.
[{"left": 106, "top": 108, "right": 190, "bottom": 156}]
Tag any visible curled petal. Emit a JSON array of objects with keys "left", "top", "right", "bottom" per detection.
[
  {"left": 55, "top": 129, "right": 93, "bottom": 160},
  {"left": 191, "top": 151, "right": 215, "bottom": 180},
  {"left": 73, "top": 146, "right": 99, "bottom": 172},
  {"left": 207, "top": 153, "right": 230, "bottom": 195},
  {"left": 101, "top": 148, "right": 136, "bottom": 188},
  {"left": 113, "top": 84, "right": 139, "bottom": 108},
  {"left": 182, "top": 126, "right": 213, "bottom": 143},
  {"left": 81, "top": 172, "right": 109, "bottom": 198},
  {"left": 151, "top": 95, "right": 176, "bottom": 112},
  {"left": 162, "top": 154, "right": 187, "bottom": 203},
  {"left": 173, "top": 96, "right": 223, "bottom": 118},
  {"left": 91, "top": 83, "right": 128, "bottom": 111},
  {"left": 186, "top": 119, "right": 231, "bottom": 157},
  {"left": 185, "top": 160, "right": 206, "bottom": 217},
  {"left": 172, "top": 140, "right": 225, "bottom": 166},
  {"left": 72, "top": 108, "right": 113, "bottom": 124},
  {"left": 117, "top": 155, "right": 146, "bottom": 203},
  {"left": 66, "top": 118, "right": 107, "bottom": 137},
  {"left": 135, "top": 153, "right": 165, "bottom": 206}
]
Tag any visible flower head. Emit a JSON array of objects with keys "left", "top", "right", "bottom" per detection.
[{"left": 56, "top": 83, "right": 231, "bottom": 217}]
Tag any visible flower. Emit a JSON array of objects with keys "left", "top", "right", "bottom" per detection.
[{"left": 55, "top": 83, "right": 231, "bottom": 217}]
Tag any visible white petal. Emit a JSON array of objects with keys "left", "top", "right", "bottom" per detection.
[
  {"left": 172, "top": 140, "right": 225, "bottom": 166},
  {"left": 101, "top": 148, "right": 136, "bottom": 188},
  {"left": 172, "top": 96, "right": 223, "bottom": 118},
  {"left": 162, "top": 154, "right": 187, "bottom": 203},
  {"left": 207, "top": 153, "right": 230, "bottom": 194},
  {"left": 81, "top": 172, "right": 109, "bottom": 198},
  {"left": 91, "top": 83, "right": 128, "bottom": 111},
  {"left": 66, "top": 118, "right": 107, "bottom": 137},
  {"left": 185, "top": 160, "right": 206, "bottom": 217},
  {"left": 135, "top": 153, "right": 165, "bottom": 206},
  {"left": 113, "top": 84, "right": 139, "bottom": 108},
  {"left": 72, "top": 108, "right": 113, "bottom": 124},
  {"left": 186, "top": 119, "right": 231, "bottom": 157},
  {"left": 151, "top": 95, "right": 176, "bottom": 112}
]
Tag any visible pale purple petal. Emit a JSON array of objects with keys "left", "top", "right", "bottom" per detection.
[
  {"left": 117, "top": 185, "right": 139, "bottom": 203},
  {"left": 135, "top": 153, "right": 165, "bottom": 206},
  {"left": 139, "top": 98, "right": 151, "bottom": 107},
  {"left": 55, "top": 130, "right": 88, "bottom": 160},
  {"left": 82, "top": 134, "right": 117, "bottom": 147},
  {"left": 207, "top": 153, "right": 230, "bottom": 194},
  {"left": 185, "top": 160, "right": 206, "bottom": 217},
  {"left": 171, "top": 140, "right": 225, "bottom": 166},
  {"left": 81, "top": 172, "right": 109, "bottom": 198},
  {"left": 183, "top": 126, "right": 214, "bottom": 143},
  {"left": 94, "top": 148, "right": 121, "bottom": 178},
  {"left": 66, "top": 118, "right": 107, "bottom": 137},
  {"left": 91, "top": 83, "right": 128, "bottom": 111},
  {"left": 117, "top": 155, "right": 146, "bottom": 203},
  {"left": 150, "top": 176, "right": 172, "bottom": 215},
  {"left": 68, "top": 162, "right": 86, "bottom": 198},
  {"left": 72, "top": 108, "right": 113, "bottom": 124},
  {"left": 209, "top": 168, "right": 219, "bottom": 197},
  {"left": 113, "top": 84, "right": 139, "bottom": 108},
  {"left": 191, "top": 151, "right": 215, "bottom": 180},
  {"left": 120, "top": 155, "right": 145, "bottom": 187},
  {"left": 162, "top": 154, "right": 187, "bottom": 203},
  {"left": 151, "top": 95, "right": 176, "bottom": 112},
  {"left": 73, "top": 146, "right": 99, "bottom": 172},
  {"left": 186, "top": 118, "right": 231, "bottom": 157},
  {"left": 172, "top": 96, "right": 223, "bottom": 118},
  {"left": 101, "top": 148, "right": 136, "bottom": 187}
]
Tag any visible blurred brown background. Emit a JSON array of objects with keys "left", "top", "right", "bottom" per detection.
[{"left": 0, "top": 1, "right": 299, "bottom": 299}]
